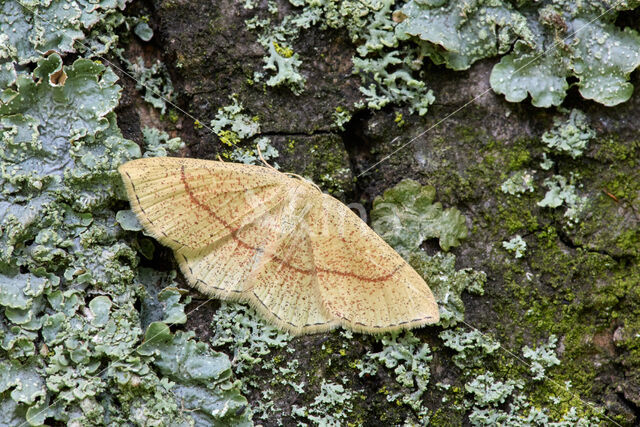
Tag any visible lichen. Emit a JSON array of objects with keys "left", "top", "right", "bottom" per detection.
[
  {"left": 245, "top": 0, "right": 435, "bottom": 114},
  {"left": 541, "top": 109, "right": 594, "bottom": 159},
  {"left": 440, "top": 328, "right": 501, "bottom": 369},
  {"left": 0, "top": 53, "right": 249, "bottom": 425},
  {"left": 244, "top": 9, "right": 307, "bottom": 94},
  {"left": 465, "top": 372, "right": 521, "bottom": 406},
  {"left": 438, "top": 327, "right": 602, "bottom": 426},
  {"left": 490, "top": 3, "right": 640, "bottom": 107},
  {"left": 210, "top": 302, "right": 292, "bottom": 377},
  {"left": 138, "top": 322, "right": 251, "bottom": 426},
  {"left": 369, "top": 179, "right": 487, "bottom": 327},
  {"left": 395, "top": 0, "right": 531, "bottom": 71},
  {"left": 291, "top": 380, "right": 355, "bottom": 425},
  {"left": 501, "top": 170, "right": 535, "bottom": 196},
  {"left": 0, "top": 0, "right": 130, "bottom": 65},
  {"left": 540, "top": 153, "right": 554, "bottom": 170},
  {"left": 332, "top": 106, "right": 352, "bottom": 130},
  {"left": 133, "top": 21, "right": 153, "bottom": 42},
  {"left": 502, "top": 235, "right": 527, "bottom": 259},
  {"left": 391, "top": 0, "right": 640, "bottom": 107},
  {"left": 407, "top": 251, "right": 486, "bottom": 328},
  {"left": 351, "top": 48, "right": 435, "bottom": 115},
  {"left": 263, "top": 40, "right": 306, "bottom": 94},
  {"left": 537, "top": 174, "right": 588, "bottom": 226},
  {"left": 231, "top": 136, "right": 280, "bottom": 167},
  {"left": 209, "top": 302, "right": 308, "bottom": 422},
  {"left": 210, "top": 95, "right": 260, "bottom": 147},
  {"left": 370, "top": 178, "right": 468, "bottom": 252},
  {"left": 363, "top": 331, "right": 432, "bottom": 419},
  {"left": 522, "top": 334, "right": 561, "bottom": 381},
  {"left": 140, "top": 127, "right": 185, "bottom": 158},
  {"left": 123, "top": 57, "right": 174, "bottom": 114}
]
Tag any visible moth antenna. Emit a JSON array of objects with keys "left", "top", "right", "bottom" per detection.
[
  {"left": 217, "top": 154, "right": 224, "bottom": 162},
  {"left": 256, "top": 143, "right": 275, "bottom": 169},
  {"left": 285, "top": 172, "right": 322, "bottom": 192}
]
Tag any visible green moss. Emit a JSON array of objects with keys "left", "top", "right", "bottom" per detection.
[
  {"left": 164, "top": 109, "right": 179, "bottom": 123},
  {"left": 603, "top": 169, "right": 640, "bottom": 204},
  {"left": 593, "top": 136, "right": 639, "bottom": 166},
  {"left": 530, "top": 226, "right": 607, "bottom": 289},
  {"left": 280, "top": 134, "right": 353, "bottom": 197},
  {"left": 454, "top": 125, "right": 485, "bottom": 145},
  {"left": 506, "top": 145, "right": 532, "bottom": 171},
  {"left": 495, "top": 197, "right": 539, "bottom": 234},
  {"left": 490, "top": 219, "right": 640, "bottom": 418}
]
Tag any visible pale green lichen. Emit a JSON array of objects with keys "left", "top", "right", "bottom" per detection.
[
  {"left": 137, "top": 268, "right": 188, "bottom": 327},
  {"left": 367, "top": 176, "right": 602, "bottom": 424},
  {"left": 115, "top": 209, "right": 143, "bottom": 231},
  {"left": 364, "top": 331, "right": 432, "bottom": 418},
  {"left": 409, "top": 251, "right": 485, "bottom": 328},
  {"left": 465, "top": 372, "right": 521, "bottom": 406},
  {"left": 439, "top": 328, "right": 501, "bottom": 369},
  {"left": 77, "top": 11, "right": 127, "bottom": 58},
  {"left": 0, "top": 0, "right": 130, "bottom": 65},
  {"left": 138, "top": 322, "right": 251, "bottom": 426},
  {"left": 352, "top": 48, "right": 435, "bottom": 115},
  {"left": 210, "top": 302, "right": 292, "bottom": 376},
  {"left": 502, "top": 235, "right": 527, "bottom": 259},
  {"left": 471, "top": 405, "right": 598, "bottom": 426},
  {"left": 0, "top": 52, "right": 250, "bottom": 425},
  {"left": 133, "top": 21, "right": 153, "bottom": 42},
  {"left": 363, "top": 179, "right": 491, "bottom": 422},
  {"left": 540, "top": 153, "right": 554, "bottom": 170},
  {"left": 395, "top": 0, "right": 532, "bottom": 71},
  {"left": 292, "top": 380, "right": 354, "bottom": 425},
  {"left": 501, "top": 170, "right": 535, "bottom": 195},
  {"left": 440, "top": 327, "right": 601, "bottom": 425},
  {"left": 124, "top": 57, "right": 174, "bottom": 114},
  {"left": 231, "top": 136, "right": 280, "bottom": 168},
  {"left": 246, "top": 0, "right": 435, "bottom": 114},
  {"left": 490, "top": 3, "right": 640, "bottom": 107},
  {"left": 371, "top": 179, "right": 468, "bottom": 252},
  {"left": 542, "top": 109, "right": 594, "bottom": 159},
  {"left": 468, "top": 391, "right": 601, "bottom": 426},
  {"left": 243, "top": 0, "right": 640, "bottom": 114},
  {"left": 209, "top": 302, "right": 304, "bottom": 421},
  {"left": 263, "top": 40, "right": 306, "bottom": 94},
  {"left": 210, "top": 95, "right": 260, "bottom": 147},
  {"left": 140, "top": 126, "right": 184, "bottom": 157},
  {"left": 371, "top": 179, "right": 484, "bottom": 327},
  {"left": 244, "top": 9, "right": 307, "bottom": 94},
  {"left": 332, "top": 106, "right": 352, "bottom": 130},
  {"left": 391, "top": 0, "right": 640, "bottom": 107},
  {"left": 522, "top": 334, "right": 561, "bottom": 381},
  {"left": 538, "top": 174, "right": 588, "bottom": 225}
]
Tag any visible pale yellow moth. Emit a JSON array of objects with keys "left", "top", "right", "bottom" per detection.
[{"left": 119, "top": 157, "right": 439, "bottom": 335}]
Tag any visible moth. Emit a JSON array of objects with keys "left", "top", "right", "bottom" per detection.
[{"left": 119, "top": 157, "right": 439, "bottom": 334}]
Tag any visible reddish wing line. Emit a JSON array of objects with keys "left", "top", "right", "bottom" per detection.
[{"left": 178, "top": 165, "right": 403, "bottom": 283}]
